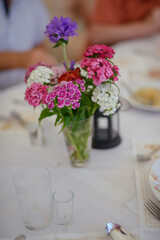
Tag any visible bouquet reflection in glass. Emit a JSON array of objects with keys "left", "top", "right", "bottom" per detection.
[{"left": 24, "top": 16, "right": 121, "bottom": 167}]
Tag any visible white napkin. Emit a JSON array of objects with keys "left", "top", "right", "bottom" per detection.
[
  {"left": 28, "top": 232, "right": 107, "bottom": 240},
  {"left": 133, "top": 138, "right": 160, "bottom": 231},
  {"left": 1, "top": 231, "right": 141, "bottom": 240},
  {"left": 0, "top": 232, "right": 107, "bottom": 240}
]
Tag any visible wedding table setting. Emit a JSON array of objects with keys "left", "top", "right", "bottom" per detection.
[{"left": 1, "top": 17, "right": 160, "bottom": 240}]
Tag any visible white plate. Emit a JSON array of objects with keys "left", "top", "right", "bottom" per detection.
[
  {"left": 128, "top": 96, "right": 160, "bottom": 112},
  {"left": 149, "top": 157, "right": 160, "bottom": 201},
  {"left": 123, "top": 80, "right": 160, "bottom": 112}
]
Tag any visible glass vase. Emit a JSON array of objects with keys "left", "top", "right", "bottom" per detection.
[{"left": 63, "top": 117, "right": 93, "bottom": 167}]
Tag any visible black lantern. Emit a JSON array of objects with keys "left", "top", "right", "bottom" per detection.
[{"left": 92, "top": 108, "right": 121, "bottom": 149}]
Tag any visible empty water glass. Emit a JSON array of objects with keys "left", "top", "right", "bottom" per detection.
[
  {"left": 53, "top": 189, "right": 74, "bottom": 227},
  {"left": 13, "top": 167, "right": 53, "bottom": 230}
]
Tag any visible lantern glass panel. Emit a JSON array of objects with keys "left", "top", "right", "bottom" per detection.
[{"left": 92, "top": 108, "right": 121, "bottom": 149}]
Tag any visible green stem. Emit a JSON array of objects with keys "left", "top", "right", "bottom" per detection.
[
  {"left": 62, "top": 43, "right": 69, "bottom": 70},
  {"left": 107, "top": 59, "right": 114, "bottom": 65},
  {"left": 64, "top": 127, "right": 91, "bottom": 162},
  {"left": 66, "top": 131, "right": 83, "bottom": 161}
]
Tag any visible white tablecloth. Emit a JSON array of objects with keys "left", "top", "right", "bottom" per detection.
[{"left": 1, "top": 34, "right": 160, "bottom": 240}]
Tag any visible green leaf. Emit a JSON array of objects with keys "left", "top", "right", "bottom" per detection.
[
  {"left": 58, "top": 122, "right": 66, "bottom": 134},
  {"left": 63, "top": 115, "right": 71, "bottom": 128},
  {"left": 55, "top": 114, "right": 62, "bottom": 126},
  {"left": 60, "top": 106, "right": 70, "bottom": 116},
  {"left": 60, "top": 38, "right": 68, "bottom": 45},
  {"left": 53, "top": 38, "right": 68, "bottom": 48},
  {"left": 53, "top": 41, "right": 63, "bottom": 48},
  {"left": 38, "top": 108, "right": 55, "bottom": 124}
]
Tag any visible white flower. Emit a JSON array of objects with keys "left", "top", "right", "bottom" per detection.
[
  {"left": 92, "top": 82, "right": 120, "bottom": 115},
  {"left": 27, "top": 66, "right": 53, "bottom": 87}
]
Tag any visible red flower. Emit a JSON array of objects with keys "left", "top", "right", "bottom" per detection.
[{"left": 58, "top": 67, "right": 82, "bottom": 83}]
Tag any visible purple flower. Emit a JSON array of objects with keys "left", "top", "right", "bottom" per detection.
[
  {"left": 45, "top": 16, "right": 78, "bottom": 44},
  {"left": 63, "top": 60, "right": 75, "bottom": 71},
  {"left": 70, "top": 60, "right": 75, "bottom": 70}
]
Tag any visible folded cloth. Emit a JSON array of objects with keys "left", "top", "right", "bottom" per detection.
[
  {"left": 28, "top": 232, "right": 107, "bottom": 240},
  {"left": 0, "top": 232, "right": 107, "bottom": 240},
  {"left": 1, "top": 231, "right": 140, "bottom": 240},
  {"left": 133, "top": 138, "right": 160, "bottom": 231}
]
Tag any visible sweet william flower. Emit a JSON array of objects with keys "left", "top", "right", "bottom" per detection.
[
  {"left": 80, "top": 58, "right": 114, "bottom": 86},
  {"left": 25, "top": 83, "right": 48, "bottom": 107},
  {"left": 24, "top": 62, "right": 52, "bottom": 83},
  {"left": 58, "top": 67, "right": 82, "bottom": 83},
  {"left": 84, "top": 44, "right": 115, "bottom": 59},
  {"left": 92, "top": 83, "right": 120, "bottom": 116},
  {"left": 112, "top": 65, "right": 120, "bottom": 82},
  {"left": 27, "top": 66, "right": 53, "bottom": 87},
  {"left": 45, "top": 79, "right": 85, "bottom": 110},
  {"left": 44, "top": 16, "right": 78, "bottom": 44}
]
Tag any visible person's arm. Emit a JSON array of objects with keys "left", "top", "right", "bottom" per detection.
[
  {"left": 88, "top": 7, "right": 160, "bottom": 45},
  {"left": 0, "top": 43, "right": 57, "bottom": 71}
]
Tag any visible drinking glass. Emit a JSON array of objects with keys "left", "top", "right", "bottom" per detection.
[
  {"left": 53, "top": 189, "right": 74, "bottom": 227},
  {"left": 13, "top": 167, "right": 53, "bottom": 230}
]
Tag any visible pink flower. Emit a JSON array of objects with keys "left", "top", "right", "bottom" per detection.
[
  {"left": 50, "top": 80, "right": 83, "bottom": 109},
  {"left": 66, "top": 92, "right": 71, "bottom": 98},
  {"left": 113, "top": 76, "right": 118, "bottom": 82},
  {"left": 80, "top": 57, "right": 91, "bottom": 69},
  {"left": 45, "top": 78, "right": 84, "bottom": 110},
  {"left": 65, "top": 98, "right": 71, "bottom": 106},
  {"left": 80, "top": 57, "right": 114, "bottom": 86},
  {"left": 75, "top": 79, "right": 85, "bottom": 91},
  {"left": 45, "top": 92, "right": 56, "bottom": 109},
  {"left": 84, "top": 45, "right": 115, "bottom": 59},
  {"left": 112, "top": 65, "right": 120, "bottom": 82},
  {"left": 72, "top": 101, "right": 80, "bottom": 109},
  {"left": 69, "top": 88, "right": 76, "bottom": 96},
  {"left": 50, "top": 91, "right": 57, "bottom": 98},
  {"left": 112, "top": 65, "right": 120, "bottom": 76},
  {"left": 58, "top": 98, "right": 65, "bottom": 108},
  {"left": 48, "top": 101, "right": 54, "bottom": 109},
  {"left": 58, "top": 90, "right": 66, "bottom": 98},
  {"left": 25, "top": 83, "right": 48, "bottom": 107}
]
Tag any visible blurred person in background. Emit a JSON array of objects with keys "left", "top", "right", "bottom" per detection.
[
  {"left": 86, "top": 0, "right": 160, "bottom": 45},
  {"left": 0, "top": 0, "right": 57, "bottom": 90}
]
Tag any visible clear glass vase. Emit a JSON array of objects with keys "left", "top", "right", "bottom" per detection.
[{"left": 63, "top": 117, "right": 93, "bottom": 167}]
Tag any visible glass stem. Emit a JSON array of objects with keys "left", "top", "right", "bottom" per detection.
[{"left": 62, "top": 43, "right": 69, "bottom": 70}]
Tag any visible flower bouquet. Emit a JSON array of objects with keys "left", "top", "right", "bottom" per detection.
[{"left": 24, "top": 16, "right": 120, "bottom": 167}]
